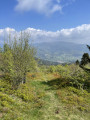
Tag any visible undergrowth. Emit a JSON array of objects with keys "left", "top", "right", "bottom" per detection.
[{"left": 0, "top": 67, "right": 90, "bottom": 120}]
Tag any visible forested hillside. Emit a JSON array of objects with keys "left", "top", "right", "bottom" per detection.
[{"left": 34, "top": 41, "right": 88, "bottom": 63}]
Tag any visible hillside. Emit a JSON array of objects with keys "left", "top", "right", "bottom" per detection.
[
  {"left": 0, "top": 41, "right": 88, "bottom": 63},
  {"left": 34, "top": 41, "right": 88, "bottom": 63},
  {"left": 0, "top": 35, "right": 90, "bottom": 120},
  {"left": 0, "top": 67, "right": 90, "bottom": 120}
]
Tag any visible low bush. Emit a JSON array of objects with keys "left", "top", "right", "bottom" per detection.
[
  {"left": 0, "top": 79, "right": 14, "bottom": 94},
  {"left": 16, "top": 84, "right": 45, "bottom": 103},
  {"left": 47, "top": 64, "right": 90, "bottom": 89},
  {"left": 0, "top": 92, "right": 14, "bottom": 103},
  {"left": 56, "top": 87, "right": 90, "bottom": 111}
]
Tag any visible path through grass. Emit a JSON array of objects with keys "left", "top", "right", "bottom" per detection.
[
  {"left": 29, "top": 73, "right": 90, "bottom": 120},
  {"left": 0, "top": 73, "right": 90, "bottom": 120}
]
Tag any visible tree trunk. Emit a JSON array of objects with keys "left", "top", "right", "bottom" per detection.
[{"left": 23, "top": 72, "right": 26, "bottom": 84}]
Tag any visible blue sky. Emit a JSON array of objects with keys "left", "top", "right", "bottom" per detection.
[
  {"left": 0, "top": 0, "right": 90, "bottom": 45},
  {"left": 0, "top": 0, "right": 90, "bottom": 31}
]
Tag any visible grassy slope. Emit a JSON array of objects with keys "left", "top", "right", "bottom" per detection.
[{"left": 0, "top": 72, "right": 90, "bottom": 120}]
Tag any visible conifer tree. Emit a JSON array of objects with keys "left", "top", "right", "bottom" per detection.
[{"left": 80, "top": 45, "right": 90, "bottom": 72}]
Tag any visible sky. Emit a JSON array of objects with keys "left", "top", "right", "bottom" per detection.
[{"left": 0, "top": 0, "right": 90, "bottom": 44}]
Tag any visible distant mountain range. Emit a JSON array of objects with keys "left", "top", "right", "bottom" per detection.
[
  {"left": 34, "top": 41, "right": 89, "bottom": 63},
  {"left": 0, "top": 41, "right": 89, "bottom": 63}
]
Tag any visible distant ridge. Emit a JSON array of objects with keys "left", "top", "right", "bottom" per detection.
[{"left": 34, "top": 41, "right": 88, "bottom": 63}]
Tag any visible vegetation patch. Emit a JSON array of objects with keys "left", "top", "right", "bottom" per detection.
[{"left": 56, "top": 87, "right": 90, "bottom": 112}]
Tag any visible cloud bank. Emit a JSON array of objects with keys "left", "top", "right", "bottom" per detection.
[
  {"left": 15, "top": 0, "right": 75, "bottom": 15},
  {"left": 0, "top": 24, "right": 90, "bottom": 45}
]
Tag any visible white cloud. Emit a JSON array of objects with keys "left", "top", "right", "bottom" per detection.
[
  {"left": 0, "top": 28, "right": 16, "bottom": 45},
  {"left": 15, "top": 0, "right": 63, "bottom": 15},
  {"left": 51, "top": 4, "right": 62, "bottom": 13},
  {"left": 0, "top": 24, "right": 90, "bottom": 45},
  {"left": 15, "top": 0, "right": 76, "bottom": 15}
]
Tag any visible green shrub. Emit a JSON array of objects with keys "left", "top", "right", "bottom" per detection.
[
  {"left": 16, "top": 84, "right": 45, "bottom": 103},
  {"left": 1, "top": 101, "right": 10, "bottom": 107},
  {"left": 47, "top": 64, "right": 90, "bottom": 89},
  {"left": 0, "top": 80, "right": 13, "bottom": 94},
  {"left": 16, "top": 84, "right": 35, "bottom": 102},
  {"left": 56, "top": 87, "right": 90, "bottom": 111},
  {"left": 0, "top": 92, "right": 14, "bottom": 103}
]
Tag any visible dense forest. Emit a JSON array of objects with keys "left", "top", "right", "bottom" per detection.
[{"left": 0, "top": 35, "right": 90, "bottom": 120}]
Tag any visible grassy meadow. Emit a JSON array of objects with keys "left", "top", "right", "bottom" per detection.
[{"left": 0, "top": 64, "right": 90, "bottom": 120}]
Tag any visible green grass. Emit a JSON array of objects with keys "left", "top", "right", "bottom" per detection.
[{"left": 0, "top": 72, "right": 90, "bottom": 120}]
